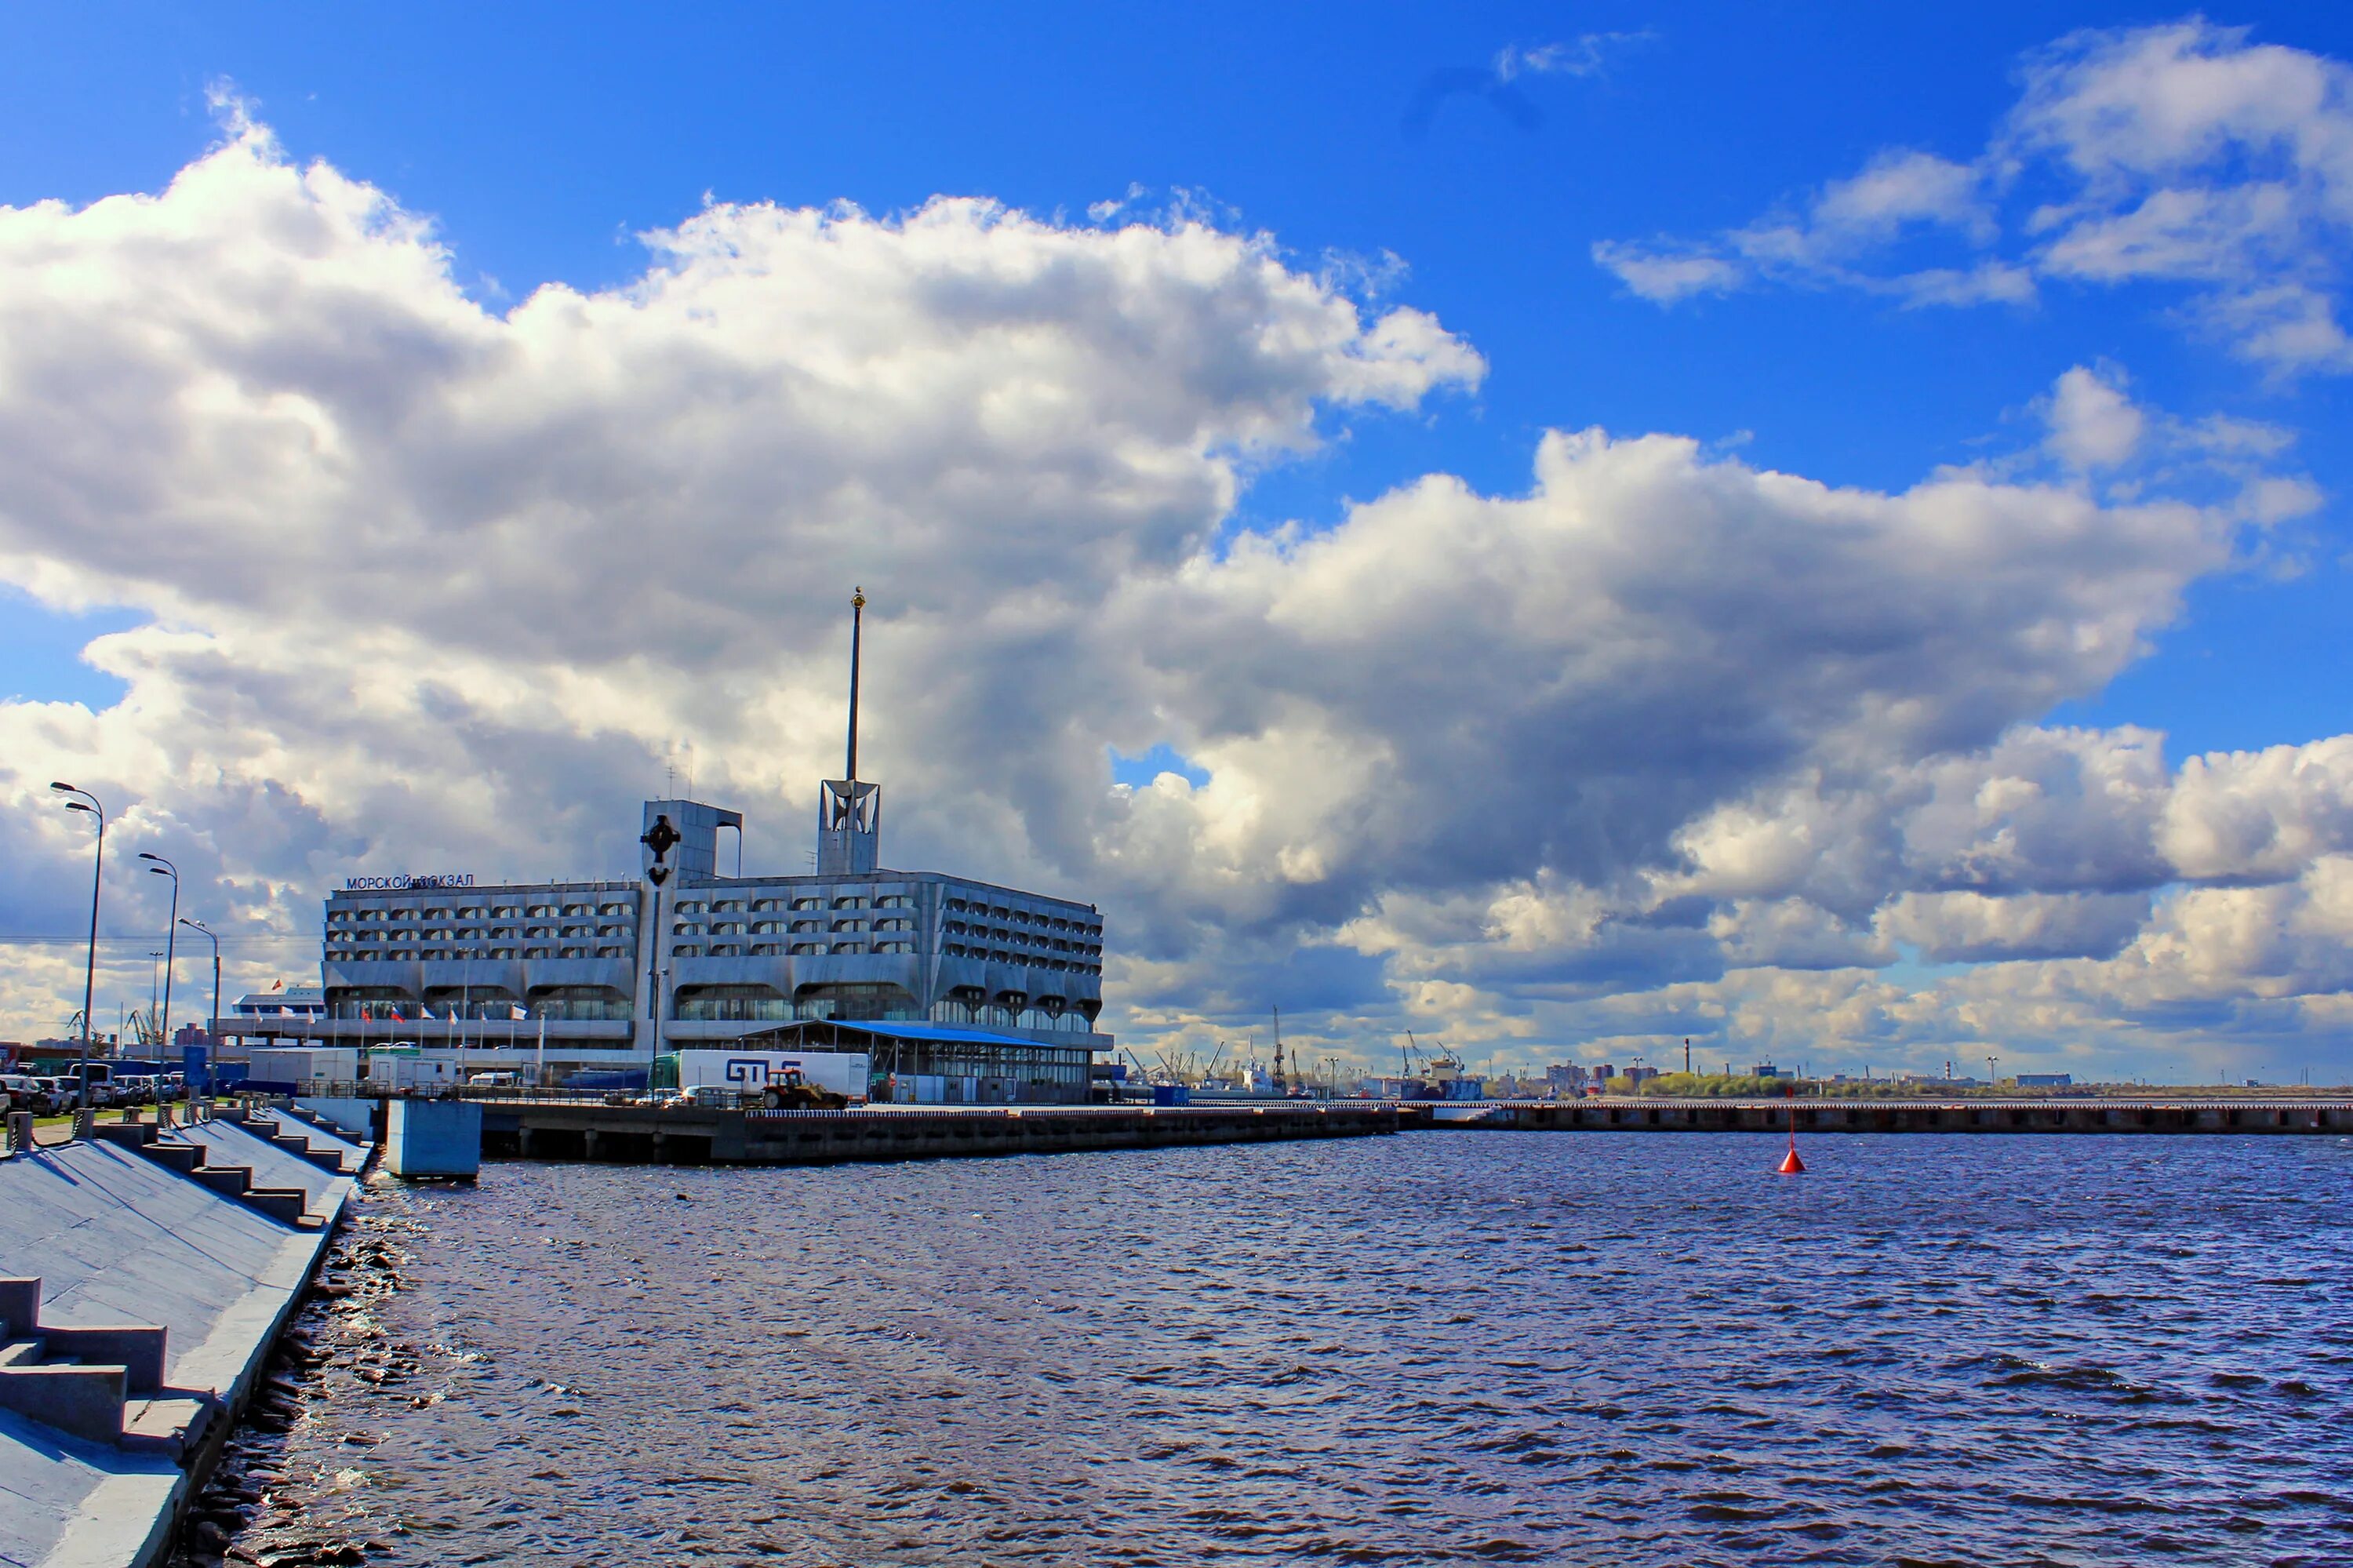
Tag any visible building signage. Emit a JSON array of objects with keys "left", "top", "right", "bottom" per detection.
[{"left": 343, "top": 873, "right": 478, "bottom": 890}]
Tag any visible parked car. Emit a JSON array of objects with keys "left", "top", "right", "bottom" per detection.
[
  {"left": 467, "top": 1071, "right": 522, "bottom": 1090},
  {"left": 35, "top": 1077, "right": 82, "bottom": 1114},
  {"left": 0, "top": 1074, "right": 46, "bottom": 1112}
]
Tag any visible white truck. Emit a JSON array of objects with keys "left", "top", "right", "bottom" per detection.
[{"left": 655, "top": 1049, "right": 870, "bottom": 1106}]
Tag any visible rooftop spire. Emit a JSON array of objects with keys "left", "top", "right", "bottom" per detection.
[{"left": 846, "top": 586, "right": 865, "bottom": 783}]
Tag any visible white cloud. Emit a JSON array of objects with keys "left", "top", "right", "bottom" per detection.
[
  {"left": 1598, "top": 18, "right": 2353, "bottom": 373},
  {"left": 1494, "top": 34, "right": 1655, "bottom": 83},
  {"left": 1, "top": 111, "right": 2348, "bottom": 1082},
  {"left": 2043, "top": 364, "right": 2146, "bottom": 469}
]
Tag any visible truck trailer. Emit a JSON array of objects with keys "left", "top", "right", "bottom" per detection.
[{"left": 653, "top": 1049, "right": 871, "bottom": 1105}]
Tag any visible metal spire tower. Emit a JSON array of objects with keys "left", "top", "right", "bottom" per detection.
[{"left": 817, "top": 588, "right": 882, "bottom": 875}]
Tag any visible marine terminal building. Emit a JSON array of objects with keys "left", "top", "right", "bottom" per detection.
[{"left": 233, "top": 595, "right": 1111, "bottom": 1102}]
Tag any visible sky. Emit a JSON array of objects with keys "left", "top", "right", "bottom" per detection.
[{"left": 3, "top": 2, "right": 2351, "bottom": 1083}]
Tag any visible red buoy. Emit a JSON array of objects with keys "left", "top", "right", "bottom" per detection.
[{"left": 1777, "top": 1084, "right": 1805, "bottom": 1173}]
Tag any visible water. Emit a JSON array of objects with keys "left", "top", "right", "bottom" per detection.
[{"left": 188, "top": 1133, "right": 2353, "bottom": 1566}]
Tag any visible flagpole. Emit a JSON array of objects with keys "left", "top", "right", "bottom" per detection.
[{"left": 536, "top": 1010, "right": 546, "bottom": 1088}]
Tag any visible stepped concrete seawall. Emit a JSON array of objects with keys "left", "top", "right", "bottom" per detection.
[{"left": 0, "top": 1108, "right": 363, "bottom": 1568}]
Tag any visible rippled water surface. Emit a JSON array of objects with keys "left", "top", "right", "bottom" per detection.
[{"left": 225, "top": 1133, "right": 2353, "bottom": 1565}]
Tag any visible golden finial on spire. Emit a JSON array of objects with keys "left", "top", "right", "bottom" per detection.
[{"left": 853, "top": 586, "right": 865, "bottom": 610}]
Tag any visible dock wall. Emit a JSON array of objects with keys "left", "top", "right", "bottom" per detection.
[
  {"left": 1419, "top": 1100, "right": 2353, "bottom": 1134},
  {"left": 484, "top": 1102, "right": 1401, "bottom": 1164}
]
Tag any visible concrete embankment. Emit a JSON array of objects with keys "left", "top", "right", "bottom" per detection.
[
  {"left": 1413, "top": 1098, "right": 2353, "bottom": 1134},
  {"left": 0, "top": 1107, "right": 365, "bottom": 1568},
  {"left": 484, "top": 1101, "right": 1400, "bottom": 1164}
]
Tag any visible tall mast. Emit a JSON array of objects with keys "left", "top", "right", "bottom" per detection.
[{"left": 846, "top": 586, "right": 864, "bottom": 783}]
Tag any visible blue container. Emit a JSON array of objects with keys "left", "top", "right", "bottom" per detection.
[{"left": 1151, "top": 1083, "right": 1191, "bottom": 1106}]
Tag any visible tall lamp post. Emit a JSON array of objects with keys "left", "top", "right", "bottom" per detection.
[
  {"left": 181, "top": 916, "right": 220, "bottom": 1092},
  {"left": 140, "top": 853, "right": 179, "bottom": 1057},
  {"left": 50, "top": 783, "right": 104, "bottom": 1110}
]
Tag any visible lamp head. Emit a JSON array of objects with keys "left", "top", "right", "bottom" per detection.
[
  {"left": 148, "top": 865, "right": 172, "bottom": 878},
  {"left": 50, "top": 781, "right": 72, "bottom": 792},
  {"left": 65, "top": 801, "right": 92, "bottom": 814}
]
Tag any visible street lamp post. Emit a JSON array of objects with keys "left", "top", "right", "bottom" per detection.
[
  {"left": 180, "top": 917, "right": 220, "bottom": 1092},
  {"left": 50, "top": 784, "right": 104, "bottom": 1111},
  {"left": 140, "top": 853, "right": 179, "bottom": 1057}
]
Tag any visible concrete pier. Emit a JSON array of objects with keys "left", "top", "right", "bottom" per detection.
[
  {"left": 1412, "top": 1098, "right": 2353, "bottom": 1134},
  {"left": 484, "top": 1101, "right": 1400, "bottom": 1164},
  {"left": 0, "top": 1109, "right": 364, "bottom": 1568}
]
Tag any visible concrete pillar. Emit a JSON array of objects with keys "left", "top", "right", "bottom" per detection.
[
  {"left": 72, "top": 1108, "right": 93, "bottom": 1141},
  {"left": 582, "top": 1129, "right": 602, "bottom": 1161},
  {"left": 5, "top": 1112, "right": 30, "bottom": 1155}
]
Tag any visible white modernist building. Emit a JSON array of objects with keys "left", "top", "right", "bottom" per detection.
[{"left": 232, "top": 594, "right": 1111, "bottom": 1101}]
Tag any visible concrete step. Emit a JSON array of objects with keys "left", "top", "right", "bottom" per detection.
[
  {"left": 191, "top": 1164, "right": 253, "bottom": 1198},
  {"left": 0, "top": 1338, "right": 46, "bottom": 1368},
  {"left": 136, "top": 1141, "right": 205, "bottom": 1174},
  {"left": 242, "top": 1187, "right": 312, "bottom": 1226},
  {"left": 121, "top": 1392, "right": 215, "bottom": 1459},
  {"left": 0, "top": 1359, "right": 130, "bottom": 1447},
  {"left": 86, "top": 1122, "right": 155, "bottom": 1151},
  {"left": 0, "top": 1277, "right": 35, "bottom": 1339}
]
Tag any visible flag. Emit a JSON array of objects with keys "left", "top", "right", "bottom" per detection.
[
  {"left": 508, "top": 1004, "right": 528, "bottom": 1022},
  {"left": 270, "top": 979, "right": 283, "bottom": 991}
]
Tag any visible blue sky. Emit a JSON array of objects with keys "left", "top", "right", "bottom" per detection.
[
  {"left": 5, "top": 4, "right": 2352, "bottom": 1079},
  {"left": 7, "top": 1, "right": 2348, "bottom": 754}
]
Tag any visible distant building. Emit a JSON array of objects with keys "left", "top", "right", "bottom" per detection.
[
  {"left": 1545, "top": 1063, "right": 1587, "bottom": 1093},
  {"left": 1626, "top": 1065, "right": 1660, "bottom": 1087},
  {"left": 1594, "top": 1062, "right": 1617, "bottom": 1084},
  {"left": 1751, "top": 1063, "right": 1782, "bottom": 1079},
  {"left": 2016, "top": 1072, "right": 2072, "bottom": 1087},
  {"left": 227, "top": 595, "right": 1110, "bottom": 1101}
]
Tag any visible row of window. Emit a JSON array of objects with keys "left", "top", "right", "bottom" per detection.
[
  {"left": 667, "top": 940, "right": 921, "bottom": 958},
  {"left": 940, "top": 945, "right": 1102, "bottom": 973},
  {"left": 941, "top": 921, "right": 1100, "bottom": 955},
  {"left": 341, "top": 922, "right": 631, "bottom": 940},
  {"left": 332, "top": 901, "right": 633, "bottom": 923},
  {"left": 328, "top": 945, "right": 631, "bottom": 962},
  {"left": 943, "top": 897, "right": 1098, "bottom": 937},
  {"left": 669, "top": 917, "right": 915, "bottom": 937},
  {"left": 671, "top": 893, "right": 918, "bottom": 915}
]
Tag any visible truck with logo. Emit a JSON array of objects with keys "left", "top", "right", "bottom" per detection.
[{"left": 651, "top": 1049, "right": 870, "bottom": 1108}]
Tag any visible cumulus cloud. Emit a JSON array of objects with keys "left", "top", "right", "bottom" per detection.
[
  {"left": 1596, "top": 18, "right": 2353, "bottom": 374},
  {"left": 1, "top": 108, "right": 2348, "bottom": 1082}
]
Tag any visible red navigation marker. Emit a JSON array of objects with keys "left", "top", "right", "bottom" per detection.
[{"left": 1777, "top": 1083, "right": 1806, "bottom": 1173}]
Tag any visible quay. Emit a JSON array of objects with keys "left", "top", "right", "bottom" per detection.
[
  {"left": 1409, "top": 1097, "right": 2353, "bottom": 1134},
  {"left": 0, "top": 1104, "right": 364, "bottom": 1568},
  {"left": 483, "top": 1100, "right": 1402, "bottom": 1164}
]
